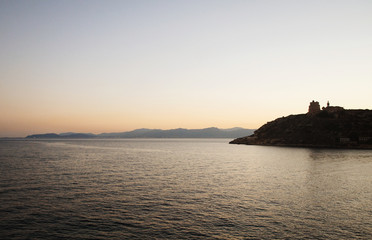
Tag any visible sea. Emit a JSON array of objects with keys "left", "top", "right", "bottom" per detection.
[{"left": 0, "top": 138, "right": 371, "bottom": 239}]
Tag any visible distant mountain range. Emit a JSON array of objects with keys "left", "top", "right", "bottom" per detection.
[{"left": 26, "top": 127, "right": 255, "bottom": 139}]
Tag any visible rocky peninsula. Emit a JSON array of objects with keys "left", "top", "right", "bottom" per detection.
[{"left": 230, "top": 101, "right": 372, "bottom": 149}]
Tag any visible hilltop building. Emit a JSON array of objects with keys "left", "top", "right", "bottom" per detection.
[
  {"left": 308, "top": 100, "right": 344, "bottom": 115},
  {"left": 308, "top": 100, "right": 320, "bottom": 114},
  {"left": 322, "top": 101, "right": 344, "bottom": 113}
]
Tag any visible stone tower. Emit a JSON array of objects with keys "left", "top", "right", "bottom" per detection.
[{"left": 308, "top": 100, "right": 320, "bottom": 114}]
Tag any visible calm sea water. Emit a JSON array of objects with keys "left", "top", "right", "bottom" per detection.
[{"left": 0, "top": 139, "right": 371, "bottom": 239}]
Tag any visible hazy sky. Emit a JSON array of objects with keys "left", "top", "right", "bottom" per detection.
[{"left": 1, "top": 0, "right": 371, "bottom": 137}]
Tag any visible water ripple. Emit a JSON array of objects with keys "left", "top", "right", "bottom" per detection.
[{"left": 1, "top": 139, "right": 372, "bottom": 239}]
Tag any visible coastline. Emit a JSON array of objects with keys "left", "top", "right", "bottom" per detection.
[{"left": 230, "top": 101, "right": 372, "bottom": 150}]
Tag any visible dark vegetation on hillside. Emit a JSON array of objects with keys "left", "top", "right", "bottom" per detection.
[{"left": 230, "top": 109, "right": 372, "bottom": 149}]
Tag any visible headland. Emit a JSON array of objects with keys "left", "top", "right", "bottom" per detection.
[{"left": 230, "top": 101, "right": 372, "bottom": 149}]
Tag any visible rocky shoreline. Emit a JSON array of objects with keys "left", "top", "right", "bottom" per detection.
[{"left": 230, "top": 103, "right": 372, "bottom": 149}]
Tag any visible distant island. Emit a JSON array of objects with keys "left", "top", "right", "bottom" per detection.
[
  {"left": 230, "top": 101, "right": 372, "bottom": 149},
  {"left": 26, "top": 127, "right": 255, "bottom": 139}
]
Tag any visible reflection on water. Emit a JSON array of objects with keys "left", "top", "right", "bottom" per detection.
[{"left": 0, "top": 139, "right": 371, "bottom": 239}]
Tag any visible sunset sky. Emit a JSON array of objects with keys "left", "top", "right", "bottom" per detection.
[{"left": 1, "top": 0, "right": 371, "bottom": 137}]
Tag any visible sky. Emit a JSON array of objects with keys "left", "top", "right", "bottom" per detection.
[{"left": 1, "top": 0, "right": 371, "bottom": 137}]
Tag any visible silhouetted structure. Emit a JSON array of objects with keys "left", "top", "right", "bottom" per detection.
[
  {"left": 322, "top": 101, "right": 344, "bottom": 113},
  {"left": 308, "top": 100, "right": 320, "bottom": 115}
]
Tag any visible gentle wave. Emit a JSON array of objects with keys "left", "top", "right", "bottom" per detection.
[{"left": 1, "top": 139, "right": 371, "bottom": 239}]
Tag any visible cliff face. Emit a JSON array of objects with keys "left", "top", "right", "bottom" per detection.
[{"left": 230, "top": 109, "right": 372, "bottom": 149}]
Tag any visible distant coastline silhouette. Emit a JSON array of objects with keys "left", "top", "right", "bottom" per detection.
[{"left": 26, "top": 127, "right": 255, "bottom": 139}]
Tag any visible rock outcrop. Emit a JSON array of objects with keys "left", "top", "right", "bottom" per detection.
[{"left": 230, "top": 108, "right": 372, "bottom": 149}]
